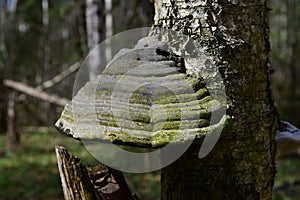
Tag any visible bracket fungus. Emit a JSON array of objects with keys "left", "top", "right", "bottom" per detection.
[
  {"left": 276, "top": 121, "right": 300, "bottom": 159},
  {"left": 55, "top": 36, "right": 227, "bottom": 149},
  {"left": 55, "top": 35, "right": 300, "bottom": 160}
]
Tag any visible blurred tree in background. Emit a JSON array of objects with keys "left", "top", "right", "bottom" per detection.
[
  {"left": 270, "top": 0, "right": 300, "bottom": 126},
  {"left": 0, "top": 0, "right": 299, "bottom": 198},
  {"left": 270, "top": 1, "right": 300, "bottom": 198},
  {"left": 1, "top": 0, "right": 298, "bottom": 143},
  {"left": 0, "top": 0, "right": 154, "bottom": 137},
  {"left": 0, "top": 1, "right": 155, "bottom": 199}
]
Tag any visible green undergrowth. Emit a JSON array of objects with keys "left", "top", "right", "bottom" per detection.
[
  {"left": 273, "top": 157, "right": 300, "bottom": 200},
  {"left": 0, "top": 130, "right": 298, "bottom": 200},
  {"left": 0, "top": 131, "right": 160, "bottom": 200}
]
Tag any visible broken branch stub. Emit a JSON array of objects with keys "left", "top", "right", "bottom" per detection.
[{"left": 55, "top": 146, "right": 136, "bottom": 200}]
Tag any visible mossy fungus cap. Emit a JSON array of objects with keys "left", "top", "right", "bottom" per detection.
[{"left": 55, "top": 36, "right": 226, "bottom": 148}]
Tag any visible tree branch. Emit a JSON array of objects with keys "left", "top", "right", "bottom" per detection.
[
  {"left": 3, "top": 79, "right": 69, "bottom": 106},
  {"left": 36, "top": 62, "right": 80, "bottom": 91},
  {"left": 55, "top": 146, "right": 137, "bottom": 200}
]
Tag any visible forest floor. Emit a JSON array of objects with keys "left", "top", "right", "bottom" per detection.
[
  {"left": 274, "top": 154, "right": 300, "bottom": 199},
  {"left": 0, "top": 130, "right": 299, "bottom": 200},
  {"left": 0, "top": 131, "right": 160, "bottom": 200}
]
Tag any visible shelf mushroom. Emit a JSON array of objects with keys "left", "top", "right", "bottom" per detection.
[
  {"left": 275, "top": 121, "right": 300, "bottom": 159},
  {"left": 55, "top": 36, "right": 226, "bottom": 150},
  {"left": 55, "top": 35, "right": 300, "bottom": 161}
]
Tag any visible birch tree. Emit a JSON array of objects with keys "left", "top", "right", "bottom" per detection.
[
  {"left": 85, "top": 0, "right": 105, "bottom": 80},
  {"left": 6, "top": 0, "right": 19, "bottom": 151},
  {"left": 0, "top": 0, "right": 7, "bottom": 132},
  {"left": 42, "top": 0, "right": 50, "bottom": 80},
  {"left": 153, "top": 0, "right": 277, "bottom": 199},
  {"left": 105, "top": 0, "right": 112, "bottom": 62}
]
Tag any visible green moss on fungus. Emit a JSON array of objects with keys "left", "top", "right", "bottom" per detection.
[{"left": 55, "top": 36, "right": 228, "bottom": 148}]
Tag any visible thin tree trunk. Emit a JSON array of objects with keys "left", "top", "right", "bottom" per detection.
[
  {"left": 6, "top": 0, "right": 18, "bottom": 75},
  {"left": 0, "top": 0, "right": 8, "bottom": 132},
  {"left": 154, "top": 1, "right": 276, "bottom": 199},
  {"left": 6, "top": 0, "right": 19, "bottom": 152},
  {"left": 105, "top": 0, "right": 112, "bottom": 62},
  {"left": 85, "top": 0, "right": 104, "bottom": 80},
  {"left": 7, "top": 91, "right": 19, "bottom": 151},
  {"left": 42, "top": 0, "right": 50, "bottom": 74},
  {"left": 286, "top": 0, "right": 298, "bottom": 123},
  {"left": 75, "top": 0, "right": 87, "bottom": 57},
  {"left": 41, "top": 0, "right": 52, "bottom": 122},
  {"left": 0, "top": 0, "right": 7, "bottom": 61}
]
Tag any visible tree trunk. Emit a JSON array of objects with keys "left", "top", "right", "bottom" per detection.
[
  {"left": 0, "top": 0, "right": 7, "bottom": 62},
  {"left": 154, "top": 0, "right": 276, "bottom": 199},
  {"left": 85, "top": 0, "right": 105, "bottom": 80},
  {"left": 286, "top": 0, "right": 298, "bottom": 124},
  {"left": 6, "top": 0, "right": 20, "bottom": 152},
  {"left": 0, "top": 0, "right": 7, "bottom": 133},
  {"left": 42, "top": 0, "right": 50, "bottom": 77},
  {"left": 41, "top": 0, "right": 52, "bottom": 124},
  {"left": 7, "top": 91, "right": 19, "bottom": 151},
  {"left": 105, "top": 0, "right": 112, "bottom": 62}
]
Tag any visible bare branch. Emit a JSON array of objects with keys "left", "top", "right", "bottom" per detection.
[
  {"left": 36, "top": 62, "right": 80, "bottom": 91},
  {"left": 3, "top": 79, "right": 69, "bottom": 106}
]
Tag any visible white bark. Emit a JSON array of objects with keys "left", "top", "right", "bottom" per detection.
[
  {"left": 9, "top": 0, "right": 18, "bottom": 13},
  {"left": 86, "top": 0, "right": 101, "bottom": 80},
  {"left": 42, "top": 0, "right": 49, "bottom": 25},
  {"left": 105, "top": 0, "right": 112, "bottom": 62},
  {"left": 42, "top": 0, "right": 50, "bottom": 78}
]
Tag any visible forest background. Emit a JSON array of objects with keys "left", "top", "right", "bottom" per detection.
[{"left": 0, "top": 0, "right": 299, "bottom": 199}]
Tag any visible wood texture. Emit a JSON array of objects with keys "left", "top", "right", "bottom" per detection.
[
  {"left": 154, "top": 0, "right": 276, "bottom": 199},
  {"left": 56, "top": 146, "right": 99, "bottom": 200},
  {"left": 55, "top": 146, "right": 136, "bottom": 200}
]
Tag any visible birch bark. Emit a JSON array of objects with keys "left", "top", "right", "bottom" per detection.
[{"left": 153, "top": 1, "right": 276, "bottom": 199}]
